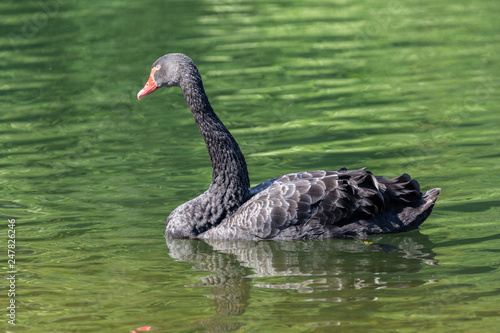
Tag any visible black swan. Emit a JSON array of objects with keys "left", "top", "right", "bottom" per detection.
[{"left": 137, "top": 53, "right": 440, "bottom": 241}]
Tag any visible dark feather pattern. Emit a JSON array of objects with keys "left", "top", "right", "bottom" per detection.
[
  {"left": 137, "top": 53, "right": 440, "bottom": 241},
  {"left": 200, "top": 169, "right": 439, "bottom": 240}
]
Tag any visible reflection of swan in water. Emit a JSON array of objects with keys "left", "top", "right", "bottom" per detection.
[{"left": 165, "top": 232, "right": 437, "bottom": 329}]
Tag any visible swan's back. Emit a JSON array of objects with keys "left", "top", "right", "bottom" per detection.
[{"left": 199, "top": 168, "right": 440, "bottom": 241}]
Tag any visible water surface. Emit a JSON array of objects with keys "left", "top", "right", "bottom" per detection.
[{"left": 1, "top": 0, "right": 499, "bottom": 332}]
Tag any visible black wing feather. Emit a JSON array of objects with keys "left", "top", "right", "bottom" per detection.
[{"left": 200, "top": 168, "right": 439, "bottom": 241}]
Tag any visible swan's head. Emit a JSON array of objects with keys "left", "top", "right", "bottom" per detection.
[{"left": 137, "top": 53, "right": 198, "bottom": 100}]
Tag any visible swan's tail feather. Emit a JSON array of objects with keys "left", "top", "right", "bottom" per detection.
[{"left": 399, "top": 187, "right": 441, "bottom": 230}]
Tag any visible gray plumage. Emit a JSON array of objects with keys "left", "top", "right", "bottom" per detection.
[{"left": 137, "top": 53, "right": 440, "bottom": 241}]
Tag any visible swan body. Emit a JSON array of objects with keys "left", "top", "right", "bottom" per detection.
[{"left": 137, "top": 53, "right": 440, "bottom": 241}]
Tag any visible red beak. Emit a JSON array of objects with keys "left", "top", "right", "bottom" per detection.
[{"left": 137, "top": 67, "right": 159, "bottom": 100}]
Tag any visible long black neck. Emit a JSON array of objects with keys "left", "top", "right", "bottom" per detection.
[{"left": 180, "top": 70, "right": 250, "bottom": 214}]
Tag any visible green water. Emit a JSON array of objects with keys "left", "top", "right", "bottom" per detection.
[{"left": 1, "top": 0, "right": 499, "bottom": 331}]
